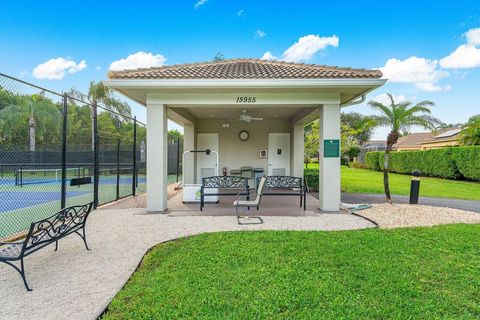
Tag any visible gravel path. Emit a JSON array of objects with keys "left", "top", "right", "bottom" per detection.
[
  {"left": 0, "top": 208, "right": 373, "bottom": 320},
  {"left": 354, "top": 203, "right": 480, "bottom": 229}
]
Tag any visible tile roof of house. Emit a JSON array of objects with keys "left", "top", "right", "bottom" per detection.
[
  {"left": 393, "top": 132, "right": 437, "bottom": 148},
  {"left": 107, "top": 58, "right": 383, "bottom": 80},
  {"left": 393, "top": 129, "right": 457, "bottom": 148},
  {"left": 420, "top": 128, "right": 462, "bottom": 144}
]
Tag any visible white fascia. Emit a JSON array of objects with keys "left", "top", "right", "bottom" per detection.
[{"left": 103, "top": 78, "right": 387, "bottom": 89}]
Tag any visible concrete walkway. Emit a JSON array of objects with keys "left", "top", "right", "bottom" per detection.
[
  {"left": 0, "top": 208, "right": 373, "bottom": 320},
  {"left": 341, "top": 193, "right": 480, "bottom": 213}
]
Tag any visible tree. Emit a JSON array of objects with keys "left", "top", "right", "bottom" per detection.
[
  {"left": 304, "top": 121, "right": 319, "bottom": 168},
  {"left": 459, "top": 114, "right": 480, "bottom": 146},
  {"left": 68, "top": 81, "right": 132, "bottom": 150},
  {"left": 0, "top": 89, "right": 61, "bottom": 151},
  {"left": 340, "top": 113, "right": 377, "bottom": 163},
  {"left": 368, "top": 94, "right": 441, "bottom": 203},
  {"left": 341, "top": 112, "right": 377, "bottom": 145}
]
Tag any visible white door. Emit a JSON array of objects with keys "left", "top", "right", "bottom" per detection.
[
  {"left": 268, "top": 133, "right": 290, "bottom": 176},
  {"left": 196, "top": 133, "right": 219, "bottom": 183}
]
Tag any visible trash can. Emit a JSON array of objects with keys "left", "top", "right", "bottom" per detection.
[{"left": 254, "top": 168, "right": 264, "bottom": 189}]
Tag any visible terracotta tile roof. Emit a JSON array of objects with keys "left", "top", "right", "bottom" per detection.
[
  {"left": 393, "top": 132, "right": 436, "bottom": 148},
  {"left": 393, "top": 129, "right": 454, "bottom": 148},
  {"left": 420, "top": 128, "right": 462, "bottom": 144},
  {"left": 107, "top": 58, "right": 383, "bottom": 80}
]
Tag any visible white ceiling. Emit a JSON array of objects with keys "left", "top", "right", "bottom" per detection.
[{"left": 170, "top": 105, "right": 315, "bottom": 120}]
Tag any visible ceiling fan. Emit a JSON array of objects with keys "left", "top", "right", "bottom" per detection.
[{"left": 237, "top": 110, "right": 263, "bottom": 122}]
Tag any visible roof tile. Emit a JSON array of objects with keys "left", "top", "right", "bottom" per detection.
[{"left": 108, "top": 58, "right": 383, "bottom": 80}]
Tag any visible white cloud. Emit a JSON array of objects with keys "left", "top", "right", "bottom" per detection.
[
  {"left": 372, "top": 93, "right": 413, "bottom": 106},
  {"left": 255, "top": 30, "right": 266, "bottom": 38},
  {"left": 282, "top": 34, "right": 339, "bottom": 62},
  {"left": 237, "top": 9, "right": 245, "bottom": 17},
  {"left": 415, "top": 82, "right": 451, "bottom": 92},
  {"left": 379, "top": 56, "right": 450, "bottom": 92},
  {"left": 109, "top": 51, "right": 166, "bottom": 71},
  {"left": 32, "top": 57, "right": 87, "bottom": 80},
  {"left": 261, "top": 51, "right": 276, "bottom": 60},
  {"left": 465, "top": 27, "right": 480, "bottom": 46},
  {"left": 194, "top": 0, "right": 207, "bottom": 9},
  {"left": 440, "top": 27, "right": 480, "bottom": 69}
]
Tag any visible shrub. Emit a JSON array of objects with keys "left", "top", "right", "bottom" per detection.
[
  {"left": 365, "top": 146, "right": 480, "bottom": 181},
  {"left": 381, "top": 148, "right": 459, "bottom": 179},
  {"left": 451, "top": 146, "right": 480, "bottom": 180},
  {"left": 304, "top": 168, "right": 319, "bottom": 192},
  {"left": 349, "top": 161, "right": 366, "bottom": 169},
  {"left": 365, "top": 152, "right": 382, "bottom": 171}
]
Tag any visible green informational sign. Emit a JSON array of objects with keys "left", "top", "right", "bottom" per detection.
[{"left": 324, "top": 139, "right": 340, "bottom": 158}]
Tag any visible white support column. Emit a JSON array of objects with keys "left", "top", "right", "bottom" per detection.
[
  {"left": 318, "top": 104, "right": 341, "bottom": 211},
  {"left": 292, "top": 123, "right": 305, "bottom": 179},
  {"left": 183, "top": 123, "right": 195, "bottom": 184},
  {"left": 146, "top": 102, "right": 168, "bottom": 212}
]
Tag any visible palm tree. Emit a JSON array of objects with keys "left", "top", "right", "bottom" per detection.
[
  {"left": 459, "top": 115, "right": 480, "bottom": 146},
  {"left": 0, "top": 91, "right": 61, "bottom": 151},
  {"left": 68, "top": 81, "right": 132, "bottom": 150},
  {"left": 368, "top": 94, "right": 441, "bottom": 203}
]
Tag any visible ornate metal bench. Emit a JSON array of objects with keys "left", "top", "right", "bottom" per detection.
[
  {"left": 0, "top": 202, "right": 94, "bottom": 291},
  {"left": 200, "top": 176, "right": 250, "bottom": 211},
  {"left": 257, "top": 176, "right": 307, "bottom": 210}
]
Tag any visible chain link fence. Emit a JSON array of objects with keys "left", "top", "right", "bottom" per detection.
[
  {"left": 168, "top": 133, "right": 183, "bottom": 183},
  {"left": 0, "top": 73, "right": 147, "bottom": 241}
]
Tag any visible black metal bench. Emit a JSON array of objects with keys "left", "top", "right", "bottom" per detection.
[
  {"left": 0, "top": 202, "right": 94, "bottom": 291},
  {"left": 257, "top": 176, "right": 307, "bottom": 210},
  {"left": 200, "top": 176, "right": 250, "bottom": 211}
]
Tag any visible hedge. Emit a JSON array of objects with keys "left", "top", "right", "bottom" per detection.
[
  {"left": 364, "top": 146, "right": 480, "bottom": 181},
  {"left": 451, "top": 147, "right": 480, "bottom": 180},
  {"left": 304, "top": 168, "right": 319, "bottom": 192},
  {"left": 365, "top": 152, "right": 382, "bottom": 171}
]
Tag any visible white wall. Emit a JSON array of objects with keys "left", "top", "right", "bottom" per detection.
[{"left": 195, "top": 119, "right": 291, "bottom": 175}]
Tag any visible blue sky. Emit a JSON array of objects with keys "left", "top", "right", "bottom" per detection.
[{"left": 1, "top": 0, "right": 480, "bottom": 137}]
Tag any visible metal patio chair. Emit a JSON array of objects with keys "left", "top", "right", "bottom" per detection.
[{"left": 234, "top": 176, "right": 266, "bottom": 224}]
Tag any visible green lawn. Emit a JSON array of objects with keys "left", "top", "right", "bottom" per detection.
[
  {"left": 305, "top": 163, "right": 480, "bottom": 201},
  {"left": 103, "top": 227, "right": 480, "bottom": 319}
]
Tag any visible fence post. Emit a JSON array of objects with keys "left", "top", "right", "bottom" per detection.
[
  {"left": 61, "top": 94, "right": 68, "bottom": 209},
  {"left": 132, "top": 117, "right": 137, "bottom": 196},
  {"left": 176, "top": 136, "right": 180, "bottom": 182},
  {"left": 116, "top": 139, "right": 120, "bottom": 200},
  {"left": 93, "top": 101, "right": 99, "bottom": 209}
]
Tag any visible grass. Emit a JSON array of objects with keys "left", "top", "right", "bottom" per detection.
[
  {"left": 103, "top": 226, "right": 480, "bottom": 319},
  {"left": 305, "top": 163, "right": 480, "bottom": 201}
]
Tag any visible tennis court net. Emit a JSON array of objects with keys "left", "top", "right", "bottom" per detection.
[{"left": 15, "top": 167, "right": 89, "bottom": 186}]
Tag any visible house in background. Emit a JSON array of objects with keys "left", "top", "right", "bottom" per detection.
[
  {"left": 357, "top": 140, "right": 386, "bottom": 162},
  {"left": 419, "top": 128, "right": 461, "bottom": 149},
  {"left": 393, "top": 128, "right": 461, "bottom": 151},
  {"left": 393, "top": 132, "right": 438, "bottom": 151}
]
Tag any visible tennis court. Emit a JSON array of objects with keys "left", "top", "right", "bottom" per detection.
[
  {"left": 0, "top": 171, "right": 147, "bottom": 239},
  {"left": 0, "top": 73, "right": 183, "bottom": 241}
]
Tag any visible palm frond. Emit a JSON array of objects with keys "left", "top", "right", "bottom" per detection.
[{"left": 367, "top": 101, "right": 394, "bottom": 120}]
